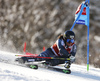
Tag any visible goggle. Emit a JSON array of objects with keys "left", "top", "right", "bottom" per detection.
[{"left": 66, "top": 39, "right": 74, "bottom": 43}]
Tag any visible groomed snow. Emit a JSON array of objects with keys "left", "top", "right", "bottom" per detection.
[{"left": 0, "top": 51, "right": 100, "bottom": 81}]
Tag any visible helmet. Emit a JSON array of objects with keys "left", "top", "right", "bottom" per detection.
[{"left": 63, "top": 30, "right": 75, "bottom": 39}]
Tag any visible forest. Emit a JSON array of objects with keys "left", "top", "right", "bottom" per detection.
[{"left": 0, "top": 0, "right": 100, "bottom": 68}]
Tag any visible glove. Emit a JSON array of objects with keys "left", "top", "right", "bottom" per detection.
[
  {"left": 68, "top": 54, "right": 71, "bottom": 58},
  {"left": 70, "top": 55, "right": 75, "bottom": 63}
]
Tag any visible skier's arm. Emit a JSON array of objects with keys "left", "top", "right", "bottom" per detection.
[
  {"left": 57, "top": 39, "right": 69, "bottom": 57},
  {"left": 70, "top": 44, "right": 77, "bottom": 63},
  {"left": 70, "top": 44, "right": 77, "bottom": 56}
]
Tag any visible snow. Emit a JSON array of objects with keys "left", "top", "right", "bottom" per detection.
[
  {"left": 94, "top": 36, "right": 100, "bottom": 42},
  {"left": 0, "top": 51, "right": 100, "bottom": 81}
]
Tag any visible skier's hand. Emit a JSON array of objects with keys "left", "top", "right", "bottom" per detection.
[
  {"left": 68, "top": 54, "right": 71, "bottom": 58},
  {"left": 70, "top": 55, "right": 75, "bottom": 63}
]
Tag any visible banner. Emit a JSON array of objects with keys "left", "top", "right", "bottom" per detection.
[{"left": 75, "top": 2, "right": 88, "bottom": 26}]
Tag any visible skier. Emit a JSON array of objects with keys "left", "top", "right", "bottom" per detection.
[{"left": 19, "top": 30, "right": 77, "bottom": 69}]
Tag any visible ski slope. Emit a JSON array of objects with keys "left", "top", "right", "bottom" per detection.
[{"left": 0, "top": 51, "right": 100, "bottom": 81}]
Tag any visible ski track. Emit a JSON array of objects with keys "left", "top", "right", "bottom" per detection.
[{"left": 0, "top": 51, "right": 100, "bottom": 81}]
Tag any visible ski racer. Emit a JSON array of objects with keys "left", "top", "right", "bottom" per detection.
[{"left": 19, "top": 30, "right": 77, "bottom": 69}]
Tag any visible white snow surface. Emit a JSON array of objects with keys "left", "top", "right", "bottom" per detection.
[{"left": 0, "top": 51, "right": 100, "bottom": 81}]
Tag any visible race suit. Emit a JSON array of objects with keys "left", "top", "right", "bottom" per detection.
[{"left": 37, "top": 39, "right": 77, "bottom": 66}]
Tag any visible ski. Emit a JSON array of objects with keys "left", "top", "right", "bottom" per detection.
[
  {"left": 26, "top": 64, "right": 71, "bottom": 74},
  {"left": 15, "top": 57, "right": 71, "bottom": 74}
]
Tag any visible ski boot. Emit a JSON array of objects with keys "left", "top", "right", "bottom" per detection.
[
  {"left": 64, "top": 61, "right": 71, "bottom": 69},
  {"left": 42, "top": 61, "right": 50, "bottom": 67},
  {"left": 63, "top": 61, "right": 71, "bottom": 74}
]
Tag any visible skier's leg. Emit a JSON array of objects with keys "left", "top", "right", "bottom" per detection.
[
  {"left": 17, "top": 48, "right": 55, "bottom": 63},
  {"left": 45, "top": 59, "right": 65, "bottom": 66},
  {"left": 16, "top": 57, "right": 36, "bottom": 63},
  {"left": 36, "top": 48, "right": 55, "bottom": 61}
]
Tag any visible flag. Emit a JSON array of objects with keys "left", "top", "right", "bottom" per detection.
[
  {"left": 75, "top": 2, "right": 89, "bottom": 26},
  {"left": 70, "top": 1, "right": 90, "bottom": 71}
]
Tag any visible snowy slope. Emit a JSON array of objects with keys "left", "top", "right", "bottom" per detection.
[{"left": 0, "top": 51, "right": 100, "bottom": 81}]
